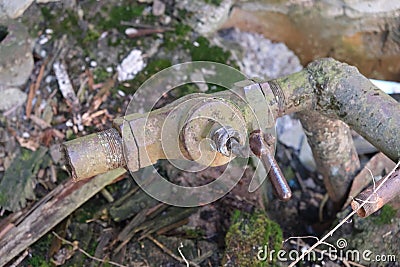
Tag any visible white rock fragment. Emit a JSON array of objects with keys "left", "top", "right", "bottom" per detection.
[
  {"left": 38, "top": 36, "right": 49, "bottom": 45},
  {"left": 299, "top": 138, "right": 317, "bottom": 172},
  {"left": 45, "top": 75, "right": 54, "bottom": 84},
  {"left": 276, "top": 115, "right": 317, "bottom": 172},
  {"left": 125, "top": 28, "right": 138, "bottom": 36},
  {"left": 117, "top": 49, "right": 146, "bottom": 82},
  {"left": 117, "top": 90, "right": 126, "bottom": 97},
  {"left": 161, "top": 15, "right": 171, "bottom": 25},
  {"left": 100, "top": 31, "right": 108, "bottom": 39},
  {"left": 276, "top": 115, "right": 304, "bottom": 151},
  {"left": 152, "top": 0, "right": 166, "bottom": 16},
  {"left": 53, "top": 61, "right": 80, "bottom": 111},
  {"left": 65, "top": 120, "right": 73, "bottom": 127}
]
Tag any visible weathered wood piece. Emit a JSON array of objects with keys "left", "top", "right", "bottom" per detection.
[{"left": 0, "top": 168, "right": 126, "bottom": 267}]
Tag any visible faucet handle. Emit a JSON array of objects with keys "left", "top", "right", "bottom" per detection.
[
  {"left": 249, "top": 130, "right": 292, "bottom": 201},
  {"left": 212, "top": 127, "right": 292, "bottom": 201}
]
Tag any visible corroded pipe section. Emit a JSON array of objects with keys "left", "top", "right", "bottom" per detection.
[
  {"left": 298, "top": 111, "right": 360, "bottom": 204},
  {"left": 351, "top": 168, "right": 400, "bottom": 217},
  {"left": 62, "top": 128, "right": 125, "bottom": 181},
  {"left": 260, "top": 71, "right": 314, "bottom": 119},
  {"left": 306, "top": 58, "right": 400, "bottom": 161},
  {"left": 262, "top": 58, "right": 400, "bottom": 162}
]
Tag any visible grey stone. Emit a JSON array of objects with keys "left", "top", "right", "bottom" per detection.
[
  {"left": 0, "top": 0, "right": 34, "bottom": 19},
  {"left": 0, "top": 0, "right": 61, "bottom": 19},
  {"left": 36, "top": 0, "right": 60, "bottom": 3},
  {"left": 276, "top": 115, "right": 317, "bottom": 171},
  {"left": 152, "top": 0, "right": 165, "bottom": 16},
  {"left": 218, "top": 28, "right": 302, "bottom": 80},
  {"left": 276, "top": 115, "right": 304, "bottom": 151},
  {"left": 0, "top": 19, "right": 33, "bottom": 87},
  {"left": 299, "top": 136, "right": 317, "bottom": 172},
  {"left": 0, "top": 87, "right": 27, "bottom": 111},
  {"left": 177, "top": 0, "right": 234, "bottom": 35}
]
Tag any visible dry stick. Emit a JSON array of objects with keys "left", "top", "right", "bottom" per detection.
[
  {"left": 52, "top": 232, "right": 127, "bottom": 267},
  {"left": 146, "top": 235, "right": 200, "bottom": 267},
  {"left": 26, "top": 59, "right": 48, "bottom": 118},
  {"left": 288, "top": 161, "right": 400, "bottom": 267},
  {"left": 9, "top": 250, "right": 29, "bottom": 267},
  {"left": 178, "top": 242, "right": 190, "bottom": 267},
  {"left": 0, "top": 168, "right": 126, "bottom": 267},
  {"left": 318, "top": 194, "right": 329, "bottom": 222}
]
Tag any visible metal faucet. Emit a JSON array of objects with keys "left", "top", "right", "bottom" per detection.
[{"left": 63, "top": 58, "right": 400, "bottom": 205}]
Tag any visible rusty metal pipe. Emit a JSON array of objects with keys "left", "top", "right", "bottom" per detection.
[
  {"left": 351, "top": 168, "right": 400, "bottom": 217},
  {"left": 63, "top": 58, "right": 400, "bottom": 185},
  {"left": 62, "top": 128, "right": 125, "bottom": 181},
  {"left": 297, "top": 111, "right": 360, "bottom": 205},
  {"left": 261, "top": 58, "right": 400, "bottom": 162},
  {"left": 63, "top": 89, "right": 256, "bottom": 181}
]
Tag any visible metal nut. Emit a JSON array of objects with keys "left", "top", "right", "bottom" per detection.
[{"left": 211, "top": 126, "right": 241, "bottom": 157}]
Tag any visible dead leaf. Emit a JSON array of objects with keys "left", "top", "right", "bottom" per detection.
[{"left": 0, "top": 147, "right": 48, "bottom": 212}]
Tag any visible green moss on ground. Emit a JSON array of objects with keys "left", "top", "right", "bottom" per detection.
[
  {"left": 188, "top": 36, "right": 231, "bottom": 63},
  {"left": 118, "top": 58, "right": 172, "bottom": 94},
  {"left": 98, "top": 4, "right": 145, "bottom": 31},
  {"left": 372, "top": 205, "right": 397, "bottom": 225},
  {"left": 204, "top": 0, "right": 223, "bottom": 5},
  {"left": 26, "top": 233, "right": 53, "bottom": 267},
  {"left": 223, "top": 210, "right": 283, "bottom": 266}
]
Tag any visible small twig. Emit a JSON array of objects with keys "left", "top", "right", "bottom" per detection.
[
  {"left": 318, "top": 193, "right": 329, "bottom": 222},
  {"left": 52, "top": 232, "right": 127, "bottom": 267},
  {"left": 288, "top": 161, "right": 400, "bottom": 267},
  {"left": 9, "top": 249, "right": 29, "bottom": 267},
  {"left": 100, "top": 188, "right": 114, "bottom": 203},
  {"left": 146, "top": 235, "right": 200, "bottom": 267},
  {"left": 25, "top": 83, "right": 36, "bottom": 118},
  {"left": 26, "top": 59, "right": 48, "bottom": 118},
  {"left": 120, "top": 21, "right": 173, "bottom": 30},
  {"left": 178, "top": 242, "right": 189, "bottom": 267}
]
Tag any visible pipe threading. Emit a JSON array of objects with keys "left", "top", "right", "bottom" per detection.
[
  {"left": 97, "top": 128, "right": 125, "bottom": 170},
  {"left": 268, "top": 80, "right": 286, "bottom": 116},
  {"left": 62, "top": 128, "right": 126, "bottom": 181}
]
